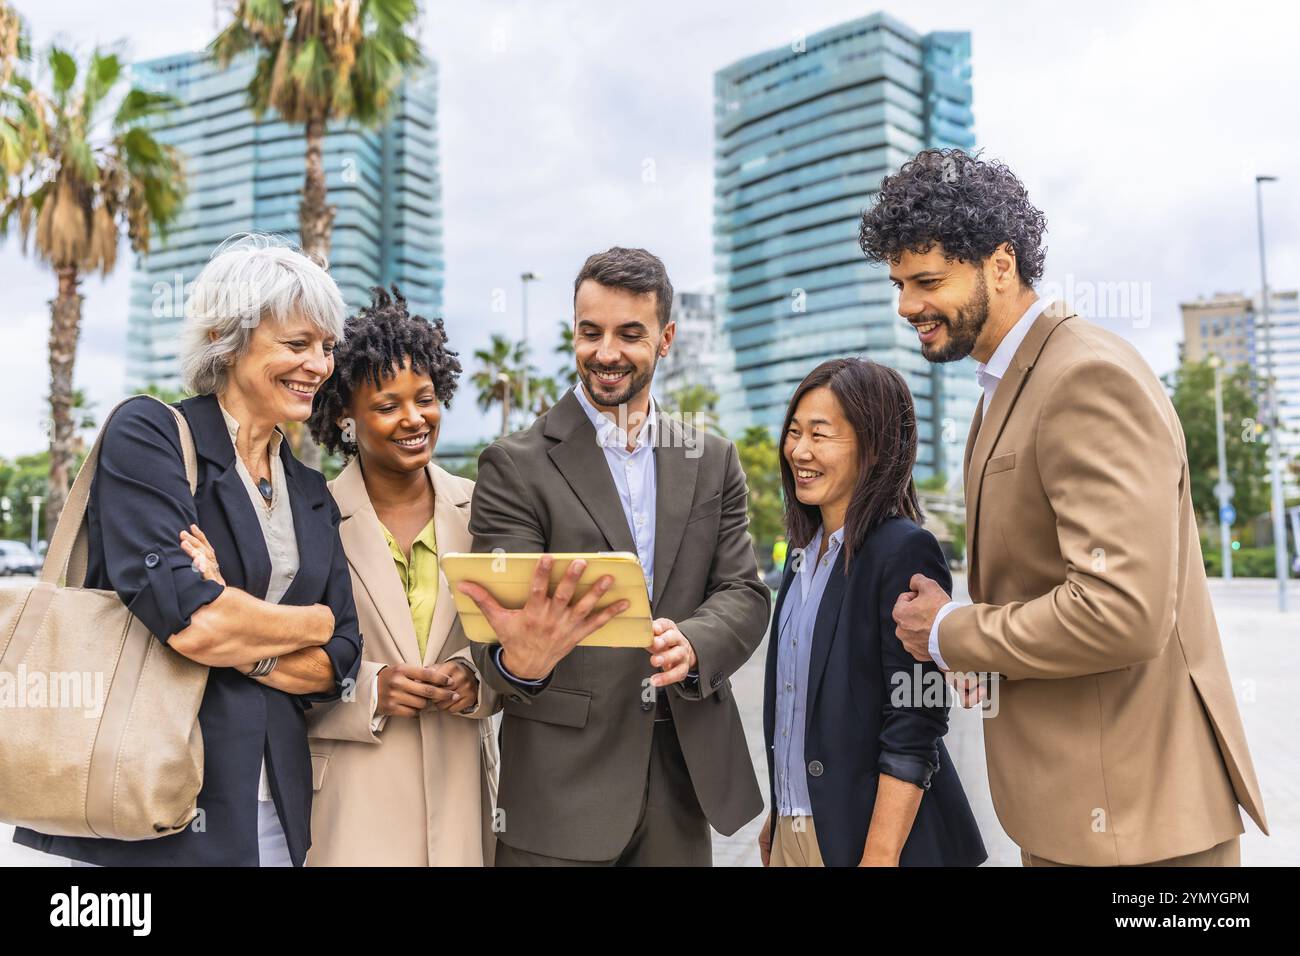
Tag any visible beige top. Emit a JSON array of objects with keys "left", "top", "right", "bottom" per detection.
[{"left": 219, "top": 402, "right": 300, "bottom": 802}]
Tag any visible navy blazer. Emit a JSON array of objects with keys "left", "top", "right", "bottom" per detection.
[
  {"left": 14, "top": 394, "right": 362, "bottom": 866},
  {"left": 763, "top": 516, "right": 986, "bottom": 867}
]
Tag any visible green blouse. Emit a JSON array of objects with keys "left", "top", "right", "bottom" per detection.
[{"left": 379, "top": 517, "right": 438, "bottom": 659}]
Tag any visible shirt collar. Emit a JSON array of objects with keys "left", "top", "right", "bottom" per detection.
[
  {"left": 572, "top": 382, "right": 658, "bottom": 451},
  {"left": 217, "top": 400, "right": 284, "bottom": 458},
  {"left": 801, "top": 524, "right": 845, "bottom": 572},
  {"left": 977, "top": 296, "right": 1054, "bottom": 386}
]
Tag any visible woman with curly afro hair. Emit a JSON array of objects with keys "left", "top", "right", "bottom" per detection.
[{"left": 300, "top": 285, "right": 500, "bottom": 865}]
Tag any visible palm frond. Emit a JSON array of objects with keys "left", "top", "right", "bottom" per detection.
[
  {"left": 80, "top": 50, "right": 122, "bottom": 126},
  {"left": 46, "top": 46, "right": 76, "bottom": 99}
]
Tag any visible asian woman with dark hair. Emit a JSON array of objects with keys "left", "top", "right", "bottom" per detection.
[{"left": 759, "top": 358, "right": 986, "bottom": 867}]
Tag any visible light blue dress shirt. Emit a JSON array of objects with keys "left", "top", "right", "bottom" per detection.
[
  {"left": 774, "top": 524, "right": 844, "bottom": 816},
  {"left": 495, "top": 383, "right": 662, "bottom": 687},
  {"left": 571, "top": 382, "right": 658, "bottom": 597}
]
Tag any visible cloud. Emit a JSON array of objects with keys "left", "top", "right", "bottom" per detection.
[{"left": 2, "top": 0, "right": 1297, "bottom": 455}]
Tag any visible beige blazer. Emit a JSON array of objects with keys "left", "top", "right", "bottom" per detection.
[
  {"left": 305, "top": 458, "right": 500, "bottom": 866},
  {"left": 938, "top": 301, "right": 1267, "bottom": 865}
]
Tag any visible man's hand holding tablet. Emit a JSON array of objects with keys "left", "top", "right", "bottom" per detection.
[{"left": 455, "top": 555, "right": 631, "bottom": 680}]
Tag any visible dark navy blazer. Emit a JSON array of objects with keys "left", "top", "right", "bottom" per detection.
[
  {"left": 763, "top": 516, "right": 986, "bottom": 867},
  {"left": 14, "top": 394, "right": 362, "bottom": 866}
]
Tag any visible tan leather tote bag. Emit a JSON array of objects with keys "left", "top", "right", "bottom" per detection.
[{"left": 0, "top": 396, "right": 208, "bottom": 839}]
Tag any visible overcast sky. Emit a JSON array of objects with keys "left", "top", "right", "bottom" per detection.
[{"left": 2, "top": 0, "right": 1298, "bottom": 455}]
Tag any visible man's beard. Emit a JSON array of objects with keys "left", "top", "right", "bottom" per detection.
[
  {"left": 581, "top": 354, "right": 657, "bottom": 410},
  {"left": 919, "top": 270, "right": 990, "bottom": 363}
]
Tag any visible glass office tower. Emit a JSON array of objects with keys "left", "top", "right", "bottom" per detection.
[
  {"left": 125, "top": 51, "right": 444, "bottom": 392},
  {"left": 713, "top": 13, "right": 979, "bottom": 483}
]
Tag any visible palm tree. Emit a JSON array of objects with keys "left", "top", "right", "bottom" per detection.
[
  {"left": 528, "top": 373, "right": 561, "bottom": 417},
  {"left": 0, "top": 2, "right": 38, "bottom": 186},
  {"left": 554, "top": 318, "right": 578, "bottom": 387},
  {"left": 667, "top": 383, "right": 721, "bottom": 435},
  {"left": 210, "top": 1, "right": 422, "bottom": 469},
  {"left": 472, "top": 335, "right": 525, "bottom": 438},
  {"left": 0, "top": 1, "right": 24, "bottom": 88},
  {"left": 2, "top": 46, "right": 185, "bottom": 534}
]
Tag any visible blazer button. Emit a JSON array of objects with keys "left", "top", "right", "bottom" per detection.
[
  {"left": 144, "top": 553, "right": 160, "bottom": 569},
  {"left": 808, "top": 760, "right": 824, "bottom": 777},
  {"left": 509, "top": 694, "right": 524, "bottom": 704}
]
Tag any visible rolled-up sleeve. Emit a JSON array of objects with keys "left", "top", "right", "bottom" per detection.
[
  {"left": 92, "top": 397, "right": 225, "bottom": 643},
  {"left": 876, "top": 527, "right": 951, "bottom": 791},
  {"left": 299, "top": 493, "right": 363, "bottom": 708}
]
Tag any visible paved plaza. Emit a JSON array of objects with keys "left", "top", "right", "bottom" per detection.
[{"left": 2, "top": 575, "right": 1294, "bottom": 867}]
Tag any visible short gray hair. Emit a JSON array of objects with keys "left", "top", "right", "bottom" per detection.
[{"left": 180, "top": 233, "right": 348, "bottom": 395}]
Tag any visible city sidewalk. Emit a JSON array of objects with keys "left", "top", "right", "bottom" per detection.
[{"left": 1, "top": 576, "right": 1293, "bottom": 866}]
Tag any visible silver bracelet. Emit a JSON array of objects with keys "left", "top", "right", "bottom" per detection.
[{"left": 249, "top": 656, "right": 278, "bottom": 678}]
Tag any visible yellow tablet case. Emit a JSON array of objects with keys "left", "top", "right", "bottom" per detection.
[{"left": 440, "top": 552, "right": 653, "bottom": 648}]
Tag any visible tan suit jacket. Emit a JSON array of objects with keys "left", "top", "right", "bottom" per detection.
[
  {"left": 305, "top": 458, "right": 500, "bottom": 866},
  {"left": 938, "top": 301, "right": 1267, "bottom": 865}
]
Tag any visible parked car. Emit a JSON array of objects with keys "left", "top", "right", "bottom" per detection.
[{"left": 0, "top": 540, "right": 41, "bottom": 576}]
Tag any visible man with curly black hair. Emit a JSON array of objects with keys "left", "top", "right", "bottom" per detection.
[{"left": 878, "top": 149, "right": 1266, "bottom": 867}]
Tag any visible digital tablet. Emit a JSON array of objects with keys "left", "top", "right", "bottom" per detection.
[{"left": 440, "top": 552, "right": 653, "bottom": 648}]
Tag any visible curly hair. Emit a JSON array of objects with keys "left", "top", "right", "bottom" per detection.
[
  {"left": 309, "top": 285, "right": 461, "bottom": 456},
  {"left": 858, "top": 148, "right": 1047, "bottom": 286}
]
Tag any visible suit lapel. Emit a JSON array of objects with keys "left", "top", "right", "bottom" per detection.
[
  {"left": 764, "top": 560, "right": 797, "bottom": 745},
  {"left": 330, "top": 457, "right": 422, "bottom": 666},
  {"left": 181, "top": 394, "right": 271, "bottom": 599},
  {"left": 277, "top": 444, "right": 330, "bottom": 607},
  {"left": 546, "top": 390, "right": 638, "bottom": 554},
  {"left": 804, "top": 557, "right": 847, "bottom": 729},
  {"left": 963, "top": 395, "right": 984, "bottom": 488},
  {"left": 650, "top": 411, "right": 700, "bottom": 608},
  {"left": 964, "top": 301, "right": 1074, "bottom": 598},
  {"left": 424, "top": 462, "right": 472, "bottom": 665}
]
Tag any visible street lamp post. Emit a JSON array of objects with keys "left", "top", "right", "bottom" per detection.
[
  {"left": 28, "top": 495, "right": 42, "bottom": 556},
  {"left": 1254, "top": 175, "right": 1289, "bottom": 611},
  {"left": 520, "top": 271, "right": 541, "bottom": 419},
  {"left": 1209, "top": 355, "right": 1233, "bottom": 581}
]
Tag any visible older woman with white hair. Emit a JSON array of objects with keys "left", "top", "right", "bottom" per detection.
[{"left": 14, "top": 234, "right": 363, "bottom": 867}]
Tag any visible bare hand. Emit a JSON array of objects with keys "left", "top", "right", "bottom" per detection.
[
  {"left": 456, "top": 555, "right": 630, "bottom": 680},
  {"left": 648, "top": 618, "right": 697, "bottom": 687},
  {"left": 758, "top": 812, "right": 773, "bottom": 867},
  {"left": 180, "top": 524, "right": 225, "bottom": 587},
  {"left": 946, "top": 671, "right": 987, "bottom": 708},
  {"left": 377, "top": 663, "right": 451, "bottom": 718},
  {"left": 891, "top": 574, "right": 951, "bottom": 662},
  {"left": 859, "top": 845, "right": 901, "bottom": 867},
  {"left": 427, "top": 660, "right": 479, "bottom": 714}
]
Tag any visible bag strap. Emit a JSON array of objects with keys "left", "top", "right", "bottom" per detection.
[{"left": 41, "top": 395, "right": 198, "bottom": 588}]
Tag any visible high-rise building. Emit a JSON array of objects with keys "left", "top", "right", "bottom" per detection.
[
  {"left": 1181, "top": 289, "right": 1300, "bottom": 492},
  {"left": 655, "top": 291, "right": 724, "bottom": 405},
  {"left": 125, "top": 51, "right": 444, "bottom": 392},
  {"left": 712, "top": 12, "right": 979, "bottom": 484}
]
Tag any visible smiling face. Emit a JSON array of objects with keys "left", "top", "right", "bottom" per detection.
[
  {"left": 222, "top": 311, "right": 336, "bottom": 424},
  {"left": 341, "top": 358, "right": 441, "bottom": 476},
  {"left": 782, "top": 386, "right": 859, "bottom": 531},
  {"left": 889, "top": 246, "right": 991, "bottom": 363},
  {"left": 573, "top": 280, "right": 674, "bottom": 412}
]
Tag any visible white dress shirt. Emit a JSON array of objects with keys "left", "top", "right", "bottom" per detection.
[{"left": 928, "top": 297, "right": 1053, "bottom": 669}]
